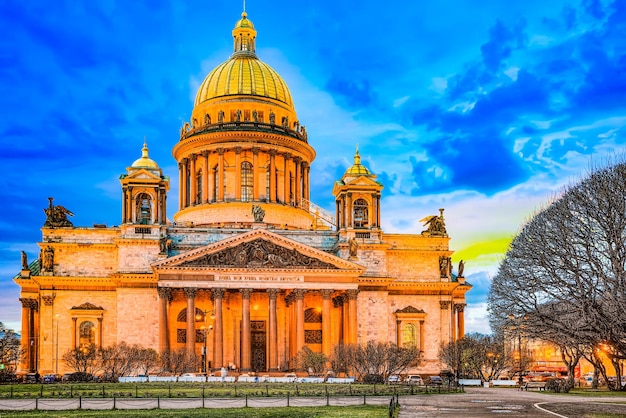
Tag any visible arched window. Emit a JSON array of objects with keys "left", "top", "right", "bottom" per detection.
[
  {"left": 241, "top": 161, "right": 253, "bottom": 202},
  {"left": 401, "top": 323, "right": 417, "bottom": 347},
  {"left": 185, "top": 163, "right": 191, "bottom": 206},
  {"left": 289, "top": 173, "right": 294, "bottom": 204},
  {"left": 136, "top": 193, "right": 152, "bottom": 224},
  {"left": 196, "top": 169, "right": 203, "bottom": 203},
  {"left": 176, "top": 308, "right": 206, "bottom": 344},
  {"left": 265, "top": 166, "right": 270, "bottom": 201},
  {"left": 213, "top": 165, "right": 219, "bottom": 202},
  {"left": 79, "top": 321, "right": 96, "bottom": 350},
  {"left": 304, "top": 308, "right": 322, "bottom": 323},
  {"left": 353, "top": 198, "right": 369, "bottom": 229}
]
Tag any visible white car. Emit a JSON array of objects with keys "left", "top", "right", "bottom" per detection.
[
  {"left": 388, "top": 375, "right": 401, "bottom": 384},
  {"left": 406, "top": 375, "right": 424, "bottom": 385}
]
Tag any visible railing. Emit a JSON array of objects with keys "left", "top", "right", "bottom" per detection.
[
  {"left": 300, "top": 198, "right": 336, "bottom": 227},
  {"left": 180, "top": 121, "right": 308, "bottom": 143}
]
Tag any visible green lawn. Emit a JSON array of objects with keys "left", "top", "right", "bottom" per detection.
[
  {"left": 0, "top": 381, "right": 452, "bottom": 399},
  {"left": 0, "top": 405, "right": 389, "bottom": 417}
]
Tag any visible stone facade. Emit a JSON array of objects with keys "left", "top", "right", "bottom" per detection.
[{"left": 13, "top": 11, "right": 471, "bottom": 377}]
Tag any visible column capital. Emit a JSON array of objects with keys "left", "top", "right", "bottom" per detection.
[
  {"left": 439, "top": 300, "right": 451, "bottom": 310},
  {"left": 320, "top": 289, "right": 334, "bottom": 299},
  {"left": 20, "top": 297, "right": 38, "bottom": 310},
  {"left": 345, "top": 289, "right": 359, "bottom": 301},
  {"left": 42, "top": 295, "right": 55, "bottom": 306},
  {"left": 212, "top": 288, "right": 226, "bottom": 299},
  {"left": 332, "top": 296, "right": 344, "bottom": 308},
  {"left": 292, "top": 289, "right": 306, "bottom": 300},
  {"left": 240, "top": 288, "right": 253, "bottom": 299},
  {"left": 267, "top": 288, "right": 280, "bottom": 300},
  {"left": 454, "top": 303, "right": 466, "bottom": 313},
  {"left": 235, "top": 146, "right": 242, "bottom": 154},
  {"left": 269, "top": 149, "right": 277, "bottom": 157},
  {"left": 217, "top": 148, "right": 225, "bottom": 155},
  {"left": 190, "top": 153, "right": 198, "bottom": 161},
  {"left": 293, "top": 156, "right": 302, "bottom": 164},
  {"left": 201, "top": 150, "right": 209, "bottom": 157},
  {"left": 158, "top": 287, "right": 173, "bottom": 301},
  {"left": 282, "top": 152, "right": 292, "bottom": 160},
  {"left": 184, "top": 287, "right": 198, "bottom": 299}
]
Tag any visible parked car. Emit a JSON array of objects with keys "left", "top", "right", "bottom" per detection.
[
  {"left": 387, "top": 375, "right": 401, "bottom": 384},
  {"left": 42, "top": 373, "right": 61, "bottom": 383},
  {"left": 405, "top": 375, "right": 424, "bottom": 385},
  {"left": 428, "top": 376, "right": 443, "bottom": 386},
  {"left": 23, "top": 373, "right": 39, "bottom": 383}
]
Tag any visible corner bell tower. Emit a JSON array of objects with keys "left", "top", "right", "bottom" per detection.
[
  {"left": 120, "top": 141, "right": 169, "bottom": 225},
  {"left": 333, "top": 147, "right": 383, "bottom": 241}
]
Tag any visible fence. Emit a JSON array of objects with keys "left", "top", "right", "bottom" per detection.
[{"left": 0, "top": 394, "right": 397, "bottom": 412}]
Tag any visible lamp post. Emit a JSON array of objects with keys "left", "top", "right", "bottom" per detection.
[
  {"left": 508, "top": 314, "right": 526, "bottom": 386},
  {"left": 54, "top": 314, "right": 60, "bottom": 375},
  {"left": 196, "top": 309, "right": 214, "bottom": 375}
]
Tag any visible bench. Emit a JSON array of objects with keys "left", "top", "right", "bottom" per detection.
[
  {"left": 522, "top": 381, "right": 547, "bottom": 391},
  {"left": 458, "top": 379, "right": 482, "bottom": 386},
  {"left": 492, "top": 380, "right": 518, "bottom": 387}
]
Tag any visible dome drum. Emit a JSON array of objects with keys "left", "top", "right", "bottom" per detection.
[
  {"left": 174, "top": 202, "right": 315, "bottom": 230},
  {"left": 180, "top": 117, "right": 308, "bottom": 143}
]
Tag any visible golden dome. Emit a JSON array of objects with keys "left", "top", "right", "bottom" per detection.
[
  {"left": 194, "top": 11, "right": 294, "bottom": 110},
  {"left": 194, "top": 57, "right": 293, "bottom": 108},
  {"left": 131, "top": 140, "right": 159, "bottom": 169},
  {"left": 345, "top": 147, "right": 371, "bottom": 176}
]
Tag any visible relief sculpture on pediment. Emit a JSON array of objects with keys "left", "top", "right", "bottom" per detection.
[{"left": 181, "top": 238, "right": 336, "bottom": 269}]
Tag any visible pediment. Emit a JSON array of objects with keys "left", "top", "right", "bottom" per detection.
[
  {"left": 153, "top": 229, "right": 364, "bottom": 273},
  {"left": 395, "top": 305, "right": 425, "bottom": 314},
  {"left": 71, "top": 302, "right": 104, "bottom": 310},
  {"left": 343, "top": 176, "right": 382, "bottom": 187},
  {"left": 124, "top": 168, "right": 162, "bottom": 181},
  {"left": 332, "top": 176, "right": 382, "bottom": 195}
]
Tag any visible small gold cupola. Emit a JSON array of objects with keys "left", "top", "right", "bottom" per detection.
[
  {"left": 131, "top": 139, "right": 159, "bottom": 170},
  {"left": 233, "top": 11, "right": 257, "bottom": 56},
  {"left": 344, "top": 146, "right": 372, "bottom": 176}
]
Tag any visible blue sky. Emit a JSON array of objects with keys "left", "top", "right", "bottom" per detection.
[{"left": 1, "top": 0, "right": 625, "bottom": 335}]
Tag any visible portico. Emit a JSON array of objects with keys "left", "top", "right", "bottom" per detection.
[{"left": 153, "top": 228, "right": 363, "bottom": 372}]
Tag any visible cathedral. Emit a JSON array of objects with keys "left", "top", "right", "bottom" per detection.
[{"left": 14, "top": 11, "right": 471, "bottom": 376}]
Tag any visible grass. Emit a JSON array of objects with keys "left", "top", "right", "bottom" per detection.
[
  {"left": 557, "top": 389, "right": 626, "bottom": 398},
  {"left": 0, "top": 405, "right": 389, "bottom": 417},
  {"left": 0, "top": 382, "right": 453, "bottom": 399}
]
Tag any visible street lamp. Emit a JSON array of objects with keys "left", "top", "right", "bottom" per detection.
[
  {"left": 54, "top": 314, "right": 60, "bottom": 375},
  {"left": 508, "top": 314, "right": 526, "bottom": 386},
  {"left": 196, "top": 309, "right": 214, "bottom": 375}
]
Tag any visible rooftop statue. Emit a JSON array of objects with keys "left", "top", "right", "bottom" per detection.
[
  {"left": 420, "top": 208, "right": 447, "bottom": 237},
  {"left": 252, "top": 204, "right": 265, "bottom": 222},
  {"left": 43, "top": 197, "right": 74, "bottom": 228}
]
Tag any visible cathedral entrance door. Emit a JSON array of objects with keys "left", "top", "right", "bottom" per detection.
[{"left": 250, "top": 320, "right": 266, "bottom": 372}]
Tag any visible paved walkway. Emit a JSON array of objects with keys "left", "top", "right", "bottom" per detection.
[{"left": 398, "top": 387, "right": 626, "bottom": 417}]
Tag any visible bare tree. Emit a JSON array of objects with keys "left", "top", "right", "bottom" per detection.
[
  {"left": 349, "top": 341, "right": 420, "bottom": 382},
  {"left": 62, "top": 344, "right": 99, "bottom": 375},
  {"left": 439, "top": 334, "right": 512, "bottom": 382},
  {"left": 0, "top": 322, "right": 23, "bottom": 369},
  {"left": 136, "top": 347, "right": 160, "bottom": 380},
  {"left": 329, "top": 343, "right": 356, "bottom": 377},
  {"left": 489, "top": 162, "right": 626, "bottom": 390},
  {"left": 100, "top": 342, "right": 140, "bottom": 381},
  {"left": 295, "top": 347, "right": 328, "bottom": 375},
  {"left": 161, "top": 348, "right": 196, "bottom": 377}
]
